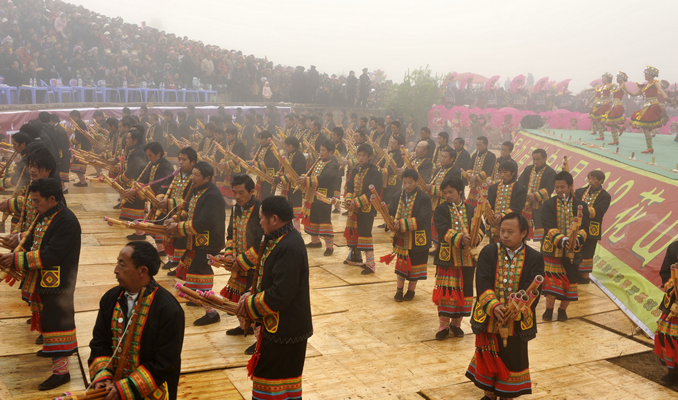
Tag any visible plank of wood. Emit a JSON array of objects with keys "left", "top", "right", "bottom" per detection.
[
  {"left": 420, "top": 360, "right": 677, "bottom": 400},
  {"left": 0, "top": 353, "right": 85, "bottom": 400},
  {"left": 583, "top": 310, "right": 654, "bottom": 345},
  {"left": 178, "top": 370, "right": 243, "bottom": 399}
]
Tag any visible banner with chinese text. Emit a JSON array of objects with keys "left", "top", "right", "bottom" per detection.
[{"left": 514, "top": 130, "right": 677, "bottom": 336}]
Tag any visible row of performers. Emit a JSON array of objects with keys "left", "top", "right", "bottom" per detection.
[
  {"left": 0, "top": 141, "right": 315, "bottom": 400},
  {"left": 587, "top": 66, "right": 675, "bottom": 153}
]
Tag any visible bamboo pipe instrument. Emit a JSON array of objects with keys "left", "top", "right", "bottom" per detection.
[
  {"left": 226, "top": 150, "right": 275, "bottom": 185},
  {"left": 243, "top": 238, "right": 267, "bottom": 337},
  {"left": 369, "top": 195, "right": 396, "bottom": 232},
  {"left": 315, "top": 191, "right": 348, "bottom": 209},
  {"left": 54, "top": 387, "right": 111, "bottom": 400},
  {"left": 400, "top": 146, "right": 428, "bottom": 190},
  {"left": 469, "top": 184, "right": 488, "bottom": 248},
  {"left": 174, "top": 283, "right": 237, "bottom": 314},
  {"left": 566, "top": 205, "right": 584, "bottom": 262},
  {"left": 303, "top": 138, "right": 319, "bottom": 159},
  {"left": 1, "top": 166, "right": 26, "bottom": 227},
  {"left": 0, "top": 150, "right": 18, "bottom": 178}
]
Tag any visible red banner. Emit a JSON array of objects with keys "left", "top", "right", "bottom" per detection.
[{"left": 513, "top": 130, "right": 678, "bottom": 286}]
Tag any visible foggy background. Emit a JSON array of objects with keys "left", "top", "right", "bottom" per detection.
[{"left": 73, "top": 0, "right": 678, "bottom": 91}]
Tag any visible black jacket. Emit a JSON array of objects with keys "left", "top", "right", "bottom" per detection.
[{"left": 88, "top": 279, "right": 185, "bottom": 400}]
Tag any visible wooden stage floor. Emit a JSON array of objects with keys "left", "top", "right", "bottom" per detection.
[{"left": 0, "top": 175, "right": 674, "bottom": 400}]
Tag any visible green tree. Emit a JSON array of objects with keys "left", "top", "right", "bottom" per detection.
[{"left": 384, "top": 66, "right": 444, "bottom": 135}]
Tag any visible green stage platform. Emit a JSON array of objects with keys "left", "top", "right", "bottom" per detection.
[{"left": 523, "top": 129, "right": 678, "bottom": 180}]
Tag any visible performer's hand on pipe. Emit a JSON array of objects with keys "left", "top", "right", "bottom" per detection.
[
  {"left": 94, "top": 379, "right": 112, "bottom": 390},
  {"left": 526, "top": 193, "right": 535, "bottom": 203},
  {"left": 122, "top": 188, "right": 136, "bottom": 199},
  {"left": 461, "top": 234, "right": 472, "bottom": 247},
  {"left": 0, "top": 200, "right": 8, "bottom": 212},
  {"left": 236, "top": 292, "right": 251, "bottom": 319},
  {"left": 6, "top": 234, "right": 18, "bottom": 249},
  {"left": 494, "top": 304, "right": 506, "bottom": 324},
  {"left": 104, "top": 385, "right": 120, "bottom": 400},
  {"left": 163, "top": 218, "right": 175, "bottom": 227},
  {"left": 165, "top": 223, "right": 178, "bottom": 236}
]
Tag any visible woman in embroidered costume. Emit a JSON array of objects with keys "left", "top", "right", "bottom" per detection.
[
  {"left": 573, "top": 170, "right": 611, "bottom": 284},
  {"left": 276, "top": 136, "right": 308, "bottom": 231},
  {"left": 252, "top": 131, "right": 280, "bottom": 201},
  {"left": 540, "top": 171, "right": 590, "bottom": 322},
  {"left": 586, "top": 73, "right": 614, "bottom": 140},
  {"left": 222, "top": 175, "right": 264, "bottom": 346},
  {"left": 297, "top": 139, "right": 340, "bottom": 256},
  {"left": 156, "top": 148, "right": 196, "bottom": 273},
  {"left": 487, "top": 161, "right": 527, "bottom": 243},
  {"left": 466, "top": 212, "right": 544, "bottom": 400},
  {"left": 626, "top": 66, "right": 671, "bottom": 153},
  {"left": 433, "top": 177, "right": 483, "bottom": 340},
  {"left": 517, "top": 149, "right": 555, "bottom": 242},
  {"left": 1, "top": 178, "right": 81, "bottom": 391},
  {"left": 603, "top": 72, "right": 629, "bottom": 145},
  {"left": 164, "top": 161, "right": 225, "bottom": 326},
  {"left": 343, "top": 143, "right": 383, "bottom": 274},
  {"left": 237, "top": 196, "right": 313, "bottom": 400},
  {"left": 89, "top": 241, "right": 185, "bottom": 400},
  {"left": 655, "top": 240, "right": 678, "bottom": 387},
  {"left": 383, "top": 169, "right": 432, "bottom": 302}
]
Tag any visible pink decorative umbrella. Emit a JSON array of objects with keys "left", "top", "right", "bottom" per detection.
[
  {"left": 533, "top": 77, "right": 549, "bottom": 93},
  {"left": 454, "top": 72, "right": 489, "bottom": 84},
  {"left": 624, "top": 82, "right": 638, "bottom": 92},
  {"left": 590, "top": 78, "right": 603, "bottom": 87},
  {"left": 485, "top": 75, "right": 500, "bottom": 91},
  {"left": 510, "top": 75, "right": 525, "bottom": 93},
  {"left": 460, "top": 74, "right": 475, "bottom": 89},
  {"left": 555, "top": 79, "right": 571, "bottom": 94}
]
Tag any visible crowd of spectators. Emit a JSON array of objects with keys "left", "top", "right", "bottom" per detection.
[{"left": 0, "top": 0, "right": 390, "bottom": 106}]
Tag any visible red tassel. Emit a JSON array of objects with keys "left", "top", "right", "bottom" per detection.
[
  {"left": 380, "top": 253, "right": 396, "bottom": 265},
  {"left": 30, "top": 312, "right": 41, "bottom": 333},
  {"left": 247, "top": 332, "right": 264, "bottom": 379},
  {"left": 4, "top": 275, "right": 16, "bottom": 287},
  {"left": 450, "top": 288, "right": 465, "bottom": 308},
  {"left": 432, "top": 287, "right": 443, "bottom": 304}
]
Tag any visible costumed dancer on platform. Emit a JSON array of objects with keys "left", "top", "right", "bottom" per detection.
[
  {"left": 0, "top": 178, "right": 81, "bottom": 391},
  {"left": 276, "top": 136, "right": 307, "bottom": 231},
  {"left": 426, "top": 147, "right": 459, "bottom": 254},
  {"left": 465, "top": 136, "right": 497, "bottom": 207},
  {"left": 487, "top": 161, "right": 527, "bottom": 243},
  {"left": 491, "top": 142, "right": 515, "bottom": 183},
  {"left": 297, "top": 140, "right": 340, "bottom": 256},
  {"left": 540, "top": 171, "right": 590, "bottom": 322},
  {"left": 465, "top": 213, "right": 544, "bottom": 400},
  {"left": 573, "top": 170, "right": 610, "bottom": 284},
  {"left": 383, "top": 169, "right": 432, "bottom": 302},
  {"left": 343, "top": 143, "right": 383, "bottom": 275},
  {"left": 69, "top": 110, "right": 92, "bottom": 187},
  {"left": 160, "top": 147, "right": 196, "bottom": 273},
  {"left": 88, "top": 241, "right": 185, "bottom": 400},
  {"left": 222, "top": 175, "right": 264, "bottom": 343},
  {"left": 517, "top": 149, "right": 555, "bottom": 242},
  {"left": 586, "top": 72, "right": 614, "bottom": 140},
  {"left": 236, "top": 196, "right": 313, "bottom": 400},
  {"left": 252, "top": 131, "right": 280, "bottom": 200},
  {"left": 164, "top": 161, "right": 225, "bottom": 326},
  {"left": 433, "top": 177, "right": 483, "bottom": 340},
  {"left": 130, "top": 142, "right": 175, "bottom": 254},
  {"left": 626, "top": 66, "right": 671, "bottom": 153},
  {"left": 603, "top": 72, "right": 629, "bottom": 145},
  {"left": 655, "top": 240, "right": 678, "bottom": 387},
  {"left": 117, "top": 127, "right": 148, "bottom": 232}
]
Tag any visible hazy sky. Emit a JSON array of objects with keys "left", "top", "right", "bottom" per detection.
[{"left": 74, "top": 0, "right": 678, "bottom": 91}]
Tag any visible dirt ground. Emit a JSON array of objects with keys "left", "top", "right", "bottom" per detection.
[{"left": 609, "top": 350, "right": 678, "bottom": 393}]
